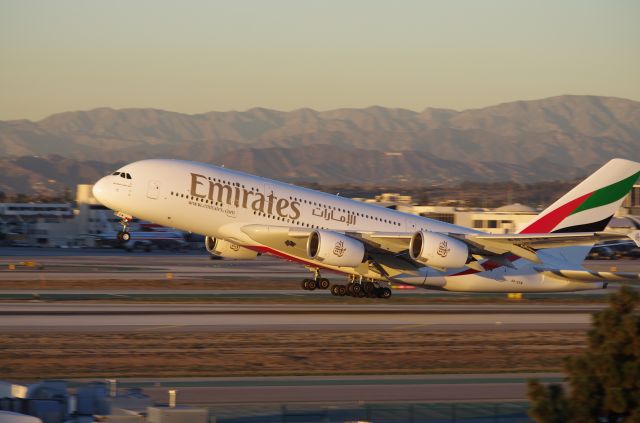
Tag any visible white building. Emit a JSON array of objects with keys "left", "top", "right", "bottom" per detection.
[
  {"left": 455, "top": 203, "right": 540, "bottom": 234},
  {"left": 0, "top": 185, "right": 118, "bottom": 247},
  {"left": 621, "top": 184, "right": 640, "bottom": 215}
]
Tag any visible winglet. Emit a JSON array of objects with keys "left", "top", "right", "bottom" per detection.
[{"left": 629, "top": 230, "right": 640, "bottom": 248}]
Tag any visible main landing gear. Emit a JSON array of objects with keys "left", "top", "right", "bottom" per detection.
[
  {"left": 330, "top": 281, "right": 392, "bottom": 299},
  {"left": 300, "top": 270, "right": 392, "bottom": 299},
  {"left": 301, "top": 277, "right": 331, "bottom": 291},
  {"left": 301, "top": 268, "right": 331, "bottom": 291},
  {"left": 115, "top": 211, "right": 132, "bottom": 242}
]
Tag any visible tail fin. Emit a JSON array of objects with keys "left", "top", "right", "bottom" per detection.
[{"left": 520, "top": 158, "right": 640, "bottom": 234}]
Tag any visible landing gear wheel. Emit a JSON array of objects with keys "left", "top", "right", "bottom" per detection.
[
  {"left": 302, "top": 279, "right": 311, "bottom": 290},
  {"left": 380, "top": 287, "right": 392, "bottom": 299},
  {"left": 346, "top": 283, "right": 355, "bottom": 296},
  {"left": 318, "top": 278, "right": 330, "bottom": 290},
  {"left": 338, "top": 285, "right": 347, "bottom": 296},
  {"left": 330, "top": 285, "right": 339, "bottom": 296},
  {"left": 307, "top": 279, "right": 317, "bottom": 290},
  {"left": 117, "top": 231, "right": 131, "bottom": 242},
  {"left": 351, "top": 283, "right": 362, "bottom": 295},
  {"left": 115, "top": 212, "right": 132, "bottom": 242},
  {"left": 363, "top": 281, "right": 375, "bottom": 294}
]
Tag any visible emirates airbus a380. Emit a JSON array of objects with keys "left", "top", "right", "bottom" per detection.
[{"left": 92, "top": 158, "right": 640, "bottom": 299}]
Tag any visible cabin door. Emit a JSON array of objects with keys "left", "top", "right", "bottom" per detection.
[{"left": 147, "top": 180, "right": 160, "bottom": 199}]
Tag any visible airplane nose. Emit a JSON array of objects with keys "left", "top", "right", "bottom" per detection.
[{"left": 92, "top": 177, "right": 109, "bottom": 205}]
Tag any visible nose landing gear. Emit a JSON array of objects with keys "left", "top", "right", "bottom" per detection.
[{"left": 115, "top": 211, "right": 133, "bottom": 242}]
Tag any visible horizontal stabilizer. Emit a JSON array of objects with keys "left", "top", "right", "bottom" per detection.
[{"left": 461, "top": 231, "right": 629, "bottom": 264}]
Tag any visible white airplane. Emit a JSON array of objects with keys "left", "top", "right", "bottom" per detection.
[{"left": 92, "top": 159, "right": 640, "bottom": 298}]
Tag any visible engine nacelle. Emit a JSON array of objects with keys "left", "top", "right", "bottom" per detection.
[
  {"left": 306, "top": 230, "right": 365, "bottom": 267},
  {"left": 205, "top": 236, "right": 258, "bottom": 260},
  {"left": 409, "top": 231, "right": 469, "bottom": 269}
]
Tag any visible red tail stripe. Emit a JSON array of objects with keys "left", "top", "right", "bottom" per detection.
[{"left": 519, "top": 192, "right": 593, "bottom": 234}]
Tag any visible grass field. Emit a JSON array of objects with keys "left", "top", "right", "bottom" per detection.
[{"left": 0, "top": 330, "right": 585, "bottom": 380}]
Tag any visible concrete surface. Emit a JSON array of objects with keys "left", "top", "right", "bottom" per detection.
[{"left": 0, "top": 302, "right": 592, "bottom": 332}]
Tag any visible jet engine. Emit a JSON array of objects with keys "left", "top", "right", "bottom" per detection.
[
  {"left": 409, "top": 231, "right": 469, "bottom": 269},
  {"left": 307, "top": 230, "right": 365, "bottom": 267},
  {"left": 205, "top": 236, "right": 258, "bottom": 260}
]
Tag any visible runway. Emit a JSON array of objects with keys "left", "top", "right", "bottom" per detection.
[
  {"left": 0, "top": 302, "right": 593, "bottom": 332},
  {"left": 0, "top": 289, "right": 615, "bottom": 300}
]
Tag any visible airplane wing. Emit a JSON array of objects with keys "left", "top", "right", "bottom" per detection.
[
  {"left": 535, "top": 267, "right": 640, "bottom": 283},
  {"left": 240, "top": 224, "right": 637, "bottom": 271}
]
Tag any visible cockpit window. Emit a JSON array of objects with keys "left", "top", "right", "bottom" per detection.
[{"left": 113, "top": 171, "right": 132, "bottom": 179}]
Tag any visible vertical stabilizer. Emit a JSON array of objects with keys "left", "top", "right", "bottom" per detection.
[{"left": 520, "top": 159, "right": 640, "bottom": 234}]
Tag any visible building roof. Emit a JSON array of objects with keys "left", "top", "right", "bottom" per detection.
[
  {"left": 493, "top": 203, "right": 537, "bottom": 213},
  {"left": 608, "top": 216, "right": 640, "bottom": 229}
]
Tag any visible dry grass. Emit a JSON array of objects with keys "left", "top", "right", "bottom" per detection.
[
  {"left": 0, "top": 330, "right": 586, "bottom": 380},
  {"left": 0, "top": 278, "right": 301, "bottom": 290}
]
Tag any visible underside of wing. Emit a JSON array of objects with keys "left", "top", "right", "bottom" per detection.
[
  {"left": 240, "top": 224, "right": 421, "bottom": 279},
  {"left": 462, "top": 232, "right": 635, "bottom": 263},
  {"left": 240, "top": 224, "right": 313, "bottom": 260},
  {"left": 536, "top": 267, "right": 640, "bottom": 283}
]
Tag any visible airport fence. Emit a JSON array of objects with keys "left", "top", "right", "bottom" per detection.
[{"left": 206, "top": 401, "right": 532, "bottom": 423}]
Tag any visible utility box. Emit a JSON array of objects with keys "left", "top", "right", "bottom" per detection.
[
  {"left": 0, "top": 381, "right": 29, "bottom": 398},
  {"left": 146, "top": 406, "right": 210, "bottom": 423}
]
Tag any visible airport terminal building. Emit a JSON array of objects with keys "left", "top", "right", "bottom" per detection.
[
  {"left": 1, "top": 184, "right": 639, "bottom": 248},
  {"left": 0, "top": 184, "right": 117, "bottom": 248}
]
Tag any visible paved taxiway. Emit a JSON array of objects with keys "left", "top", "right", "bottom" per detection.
[
  {"left": 98, "top": 373, "right": 563, "bottom": 404},
  {"left": 0, "top": 302, "right": 593, "bottom": 332},
  {"left": 0, "top": 248, "right": 310, "bottom": 280}
]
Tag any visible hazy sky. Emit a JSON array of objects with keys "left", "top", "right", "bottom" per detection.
[{"left": 1, "top": 0, "right": 638, "bottom": 120}]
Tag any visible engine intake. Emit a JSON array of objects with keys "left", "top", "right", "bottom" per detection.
[
  {"left": 205, "top": 236, "right": 257, "bottom": 260},
  {"left": 409, "top": 231, "right": 469, "bottom": 269},
  {"left": 307, "top": 230, "right": 365, "bottom": 267}
]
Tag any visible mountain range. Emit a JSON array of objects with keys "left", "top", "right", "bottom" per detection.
[{"left": 1, "top": 95, "right": 639, "bottom": 195}]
